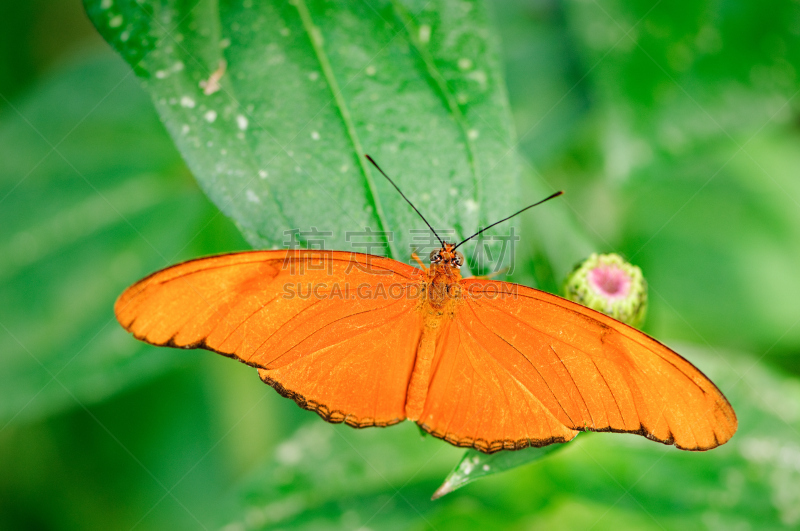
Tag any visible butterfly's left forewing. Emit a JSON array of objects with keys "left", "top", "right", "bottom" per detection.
[{"left": 115, "top": 250, "right": 426, "bottom": 427}]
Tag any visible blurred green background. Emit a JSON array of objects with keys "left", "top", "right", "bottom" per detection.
[{"left": 2, "top": 0, "right": 800, "bottom": 529}]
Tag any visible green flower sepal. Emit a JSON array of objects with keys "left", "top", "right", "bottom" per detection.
[{"left": 563, "top": 253, "right": 647, "bottom": 328}]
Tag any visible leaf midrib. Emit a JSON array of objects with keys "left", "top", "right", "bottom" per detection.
[{"left": 294, "top": 0, "right": 399, "bottom": 259}]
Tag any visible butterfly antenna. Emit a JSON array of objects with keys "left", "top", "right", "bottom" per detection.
[
  {"left": 452, "top": 191, "right": 564, "bottom": 251},
  {"left": 365, "top": 154, "right": 444, "bottom": 246}
]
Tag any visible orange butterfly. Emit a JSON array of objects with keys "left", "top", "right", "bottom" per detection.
[{"left": 115, "top": 156, "right": 737, "bottom": 453}]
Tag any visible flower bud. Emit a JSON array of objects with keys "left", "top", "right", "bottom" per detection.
[{"left": 563, "top": 253, "right": 647, "bottom": 328}]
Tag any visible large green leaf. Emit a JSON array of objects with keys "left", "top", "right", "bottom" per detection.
[
  {"left": 83, "top": 0, "right": 523, "bottom": 271},
  {"left": 0, "top": 51, "right": 244, "bottom": 425}
]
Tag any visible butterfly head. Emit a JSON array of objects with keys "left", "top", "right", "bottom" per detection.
[{"left": 429, "top": 243, "right": 464, "bottom": 269}]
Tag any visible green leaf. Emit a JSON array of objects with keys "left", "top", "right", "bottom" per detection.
[
  {"left": 83, "top": 0, "right": 521, "bottom": 271},
  {"left": 431, "top": 441, "right": 569, "bottom": 500},
  {"left": 219, "top": 420, "right": 460, "bottom": 531},
  {"left": 0, "top": 51, "right": 244, "bottom": 425}
]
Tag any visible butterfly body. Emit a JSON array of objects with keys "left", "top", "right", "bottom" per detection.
[
  {"left": 406, "top": 243, "right": 467, "bottom": 420},
  {"left": 422, "top": 243, "right": 464, "bottom": 309}
]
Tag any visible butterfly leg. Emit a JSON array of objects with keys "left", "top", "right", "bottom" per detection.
[{"left": 411, "top": 252, "right": 428, "bottom": 273}]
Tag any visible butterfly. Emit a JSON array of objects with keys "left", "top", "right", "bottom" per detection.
[{"left": 115, "top": 156, "right": 737, "bottom": 453}]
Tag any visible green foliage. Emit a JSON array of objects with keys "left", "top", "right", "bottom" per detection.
[
  {"left": 83, "top": 0, "right": 523, "bottom": 272},
  {"left": 499, "top": 0, "right": 800, "bottom": 357},
  {"left": 0, "top": 52, "right": 244, "bottom": 425},
  {"left": 619, "top": 136, "right": 800, "bottom": 363},
  {"left": 220, "top": 346, "right": 800, "bottom": 530},
  {"left": 2, "top": 0, "right": 800, "bottom": 529}
]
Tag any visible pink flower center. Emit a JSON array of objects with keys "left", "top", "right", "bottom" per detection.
[{"left": 588, "top": 265, "right": 631, "bottom": 300}]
